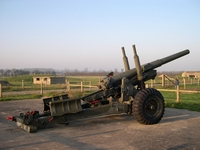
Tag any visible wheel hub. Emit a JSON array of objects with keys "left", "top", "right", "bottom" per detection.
[
  {"left": 150, "top": 105, "right": 155, "bottom": 110},
  {"left": 145, "top": 98, "right": 159, "bottom": 117}
]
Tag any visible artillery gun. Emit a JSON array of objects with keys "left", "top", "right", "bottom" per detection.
[{"left": 7, "top": 45, "right": 190, "bottom": 133}]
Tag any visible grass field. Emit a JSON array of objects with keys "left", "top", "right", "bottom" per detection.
[
  {"left": 0, "top": 75, "right": 101, "bottom": 92},
  {"left": 161, "top": 91, "right": 200, "bottom": 112},
  {"left": 1, "top": 75, "right": 200, "bottom": 112}
]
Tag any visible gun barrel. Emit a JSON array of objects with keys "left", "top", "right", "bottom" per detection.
[
  {"left": 112, "top": 49, "right": 190, "bottom": 85},
  {"left": 143, "top": 49, "right": 190, "bottom": 72}
]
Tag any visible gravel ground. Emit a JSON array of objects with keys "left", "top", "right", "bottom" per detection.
[{"left": 0, "top": 99, "right": 200, "bottom": 150}]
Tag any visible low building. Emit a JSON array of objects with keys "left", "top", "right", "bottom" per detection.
[
  {"left": 33, "top": 76, "right": 66, "bottom": 85},
  {"left": 182, "top": 71, "right": 200, "bottom": 78},
  {"left": 0, "top": 80, "right": 11, "bottom": 86}
]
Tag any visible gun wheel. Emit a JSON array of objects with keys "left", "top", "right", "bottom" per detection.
[{"left": 133, "top": 88, "right": 165, "bottom": 124}]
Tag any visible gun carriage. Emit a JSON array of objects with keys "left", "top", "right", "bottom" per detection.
[{"left": 7, "top": 45, "right": 190, "bottom": 133}]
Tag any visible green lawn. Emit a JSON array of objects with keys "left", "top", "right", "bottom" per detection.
[
  {"left": 161, "top": 91, "right": 200, "bottom": 112},
  {"left": 1, "top": 75, "right": 200, "bottom": 112}
]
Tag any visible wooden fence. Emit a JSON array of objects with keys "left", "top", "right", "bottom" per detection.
[
  {"left": 158, "top": 85, "right": 200, "bottom": 103},
  {"left": 66, "top": 81, "right": 97, "bottom": 92},
  {"left": 1, "top": 78, "right": 200, "bottom": 101},
  {"left": 66, "top": 80, "right": 200, "bottom": 103},
  {"left": 158, "top": 75, "right": 200, "bottom": 89}
]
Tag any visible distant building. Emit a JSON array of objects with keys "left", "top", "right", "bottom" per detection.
[
  {"left": 0, "top": 80, "right": 11, "bottom": 86},
  {"left": 182, "top": 71, "right": 200, "bottom": 78},
  {"left": 33, "top": 76, "right": 66, "bottom": 85}
]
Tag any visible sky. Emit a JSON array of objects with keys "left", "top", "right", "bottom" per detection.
[{"left": 0, "top": 0, "right": 199, "bottom": 72}]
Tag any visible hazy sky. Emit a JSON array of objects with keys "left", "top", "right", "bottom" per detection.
[{"left": 0, "top": 0, "right": 199, "bottom": 72}]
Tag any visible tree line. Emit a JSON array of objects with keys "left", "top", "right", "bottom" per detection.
[
  {"left": 0, "top": 68, "right": 182, "bottom": 77},
  {"left": 0, "top": 69, "right": 56, "bottom": 77}
]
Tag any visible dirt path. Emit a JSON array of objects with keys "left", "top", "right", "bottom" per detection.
[{"left": 0, "top": 99, "right": 200, "bottom": 150}]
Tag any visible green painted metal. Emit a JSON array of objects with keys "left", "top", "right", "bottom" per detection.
[
  {"left": 122, "top": 47, "right": 130, "bottom": 71},
  {"left": 7, "top": 45, "right": 190, "bottom": 132},
  {"left": 98, "top": 49, "right": 190, "bottom": 89}
]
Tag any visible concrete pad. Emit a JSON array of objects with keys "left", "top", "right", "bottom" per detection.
[{"left": 0, "top": 99, "right": 200, "bottom": 150}]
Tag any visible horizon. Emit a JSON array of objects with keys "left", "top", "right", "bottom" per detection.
[{"left": 0, "top": 67, "right": 190, "bottom": 73}]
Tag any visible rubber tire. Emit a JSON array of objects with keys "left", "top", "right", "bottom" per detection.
[{"left": 133, "top": 88, "right": 165, "bottom": 125}]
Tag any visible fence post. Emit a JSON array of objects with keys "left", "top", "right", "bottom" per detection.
[
  {"left": 162, "top": 74, "right": 165, "bottom": 87},
  {"left": 0, "top": 84, "right": 2, "bottom": 98},
  {"left": 67, "top": 81, "right": 70, "bottom": 91},
  {"left": 146, "top": 84, "right": 149, "bottom": 88},
  {"left": 183, "top": 78, "right": 186, "bottom": 90},
  {"left": 176, "top": 85, "right": 180, "bottom": 103},
  {"left": 89, "top": 81, "right": 92, "bottom": 91},
  {"left": 66, "top": 79, "right": 68, "bottom": 92},
  {"left": 41, "top": 83, "right": 43, "bottom": 95},
  {"left": 81, "top": 81, "right": 83, "bottom": 92},
  {"left": 22, "top": 80, "right": 24, "bottom": 89}
]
